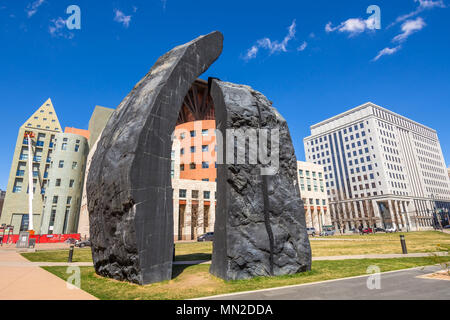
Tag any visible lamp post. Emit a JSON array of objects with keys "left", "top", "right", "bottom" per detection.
[{"left": 25, "top": 131, "right": 35, "bottom": 235}]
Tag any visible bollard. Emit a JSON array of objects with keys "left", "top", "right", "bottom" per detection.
[
  {"left": 68, "top": 244, "right": 74, "bottom": 263},
  {"left": 400, "top": 235, "right": 408, "bottom": 254},
  {"left": 173, "top": 244, "right": 176, "bottom": 262}
]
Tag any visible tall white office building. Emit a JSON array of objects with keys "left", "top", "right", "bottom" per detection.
[{"left": 304, "top": 102, "right": 450, "bottom": 232}]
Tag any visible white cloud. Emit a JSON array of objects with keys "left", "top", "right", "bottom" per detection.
[
  {"left": 297, "top": 41, "right": 308, "bottom": 51},
  {"left": 244, "top": 20, "right": 298, "bottom": 60},
  {"left": 392, "top": 17, "right": 426, "bottom": 42},
  {"left": 114, "top": 9, "right": 132, "bottom": 28},
  {"left": 389, "top": 0, "right": 445, "bottom": 27},
  {"left": 244, "top": 46, "right": 259, "bottom": 60},
  {"left": 26, "top": 0, "right": 44, "bottom": 18},
  {"left": 325, "top": 17, "right": 377, "bottom": 37},
  {"left": 373, "top": 46, "right": 402, "bottom": 61},
  {"left": 49, "top": 17, "right": 74, "bottom": 39}
]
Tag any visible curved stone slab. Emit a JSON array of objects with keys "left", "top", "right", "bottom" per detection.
[
  {"left": 210, "top": 80, "right": 312, "bottom": 280},
  {"left": 86, "top": 31, "right": 223, "bottom": 285}
]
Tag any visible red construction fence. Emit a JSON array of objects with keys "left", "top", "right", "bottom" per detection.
[{"left": 0, "top": 233, "right": 81, "bottom": 244}]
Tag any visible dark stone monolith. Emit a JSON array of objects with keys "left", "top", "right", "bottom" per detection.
[
  {"left": 86, "top": 31, "right": 223, "bottom": 285},
  {"left": 209, "top": 80, "right": 312, "bottom": 280}
]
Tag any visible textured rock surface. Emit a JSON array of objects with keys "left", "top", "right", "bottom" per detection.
[
  {"left": 210, "top": 80, "right": 312, "bottom": 280},
  {"left": 86, "top": 31, "right": 223, "bottom": 285}
]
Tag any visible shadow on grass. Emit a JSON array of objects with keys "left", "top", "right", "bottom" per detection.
[{"left": 174, "top": 253, "right": 211, "bottom": 262}]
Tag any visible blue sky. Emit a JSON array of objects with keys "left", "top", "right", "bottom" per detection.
[{"left": 0, "top": 0, "right": 449, "bottom": 189}]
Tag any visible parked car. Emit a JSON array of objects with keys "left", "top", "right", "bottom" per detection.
[
  {"left": 362, "top": 228, "right": 373, "bottom": 234},
  {"left": 320, "top": 228, "right": 335, "bottom": 236},
  {"left": 197, "top": 232, "right": 214, "bottom": 242},
  {"left": 65, "top": 238, "right": 77, "bottom": 244},
  {"left": 375, "top": 227, "right": 385, "bottom": 232},
  {"left": 385, "top": 226, "right": 397, "bottom": 233},
  {"left": 75, "top": 239, "right": 91, "bottom": 248},
  {"left": 443, "top": 225, "right": 450, "bottom": 229},
  {"left": 306, "top": 228, "right": 316, "bottom": 237}
]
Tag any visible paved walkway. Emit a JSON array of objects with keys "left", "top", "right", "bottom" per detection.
[
  {"left": 199, "top": 265, "right": 450, "bottom": 300},
  {"left": 0, "top": 249, "right": 97, "bottom": 300}
]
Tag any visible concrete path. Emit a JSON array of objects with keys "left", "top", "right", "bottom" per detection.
[
  {"left": 173, "top": 252, "right": 447, "bottom": 265},
  {"left": 0, "top": 249, "right": 97, "bottom": 300},
  {"left": 199, "top": 265, "right": 450, "bottom": 300}
]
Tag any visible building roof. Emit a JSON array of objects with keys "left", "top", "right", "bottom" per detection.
[
  {"left": 309, "top": 101, "right": 436, "bottom": 133},
  {"left": 22, "top": 98, "right": 62, "bottom": 132},
  {"left": 65, "top": 127, "right": 90, "bottom": 140}
]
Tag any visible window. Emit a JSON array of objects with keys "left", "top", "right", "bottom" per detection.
[
  {"left": 56, "top": 179, "right": 61, "bottom": 187},
  {"left": 52, "top": 196, "right": 58, "bottom": 204},
  {"left": 190, "top": 163, "right": 196, "bottom": 169},
  {"left": 204, "top": 191, "right": 210, "bottom": 199},
  {"left": 69, "top": 179, "right": 74, "bottom": 188},
  {"left": 180, "top": 148, "right": 184, "bottom": 155},
  {"left": 192, "top": 190, "right": 199, "bottom": 198},
  {"left": 61, "top": 143, "right": 67, "bottom": 150},
  {"left": 13, "top": 178, "right": 23, "bottom": 193},
  {"left": 202, "top": 129, "right": 208, "bottom": 136},
  {"left": 67, "top": 196, "right": 72, "bottom": 205},
  {"left": 202, "top": 178, "right": 209, "bottom": 182},
  {"left": 180, "top": 133, "right": 185, "bottom": 139},
  {"left": 202, "top": 162, "right": 209, "bottom": 169},
  {"left": 299, "top": 170, "right": 303, "bottom": 176},
  {"left": 58, "top": 160, "right": 64, "bottom": 168},
  {"left": 179, "top": 189, "right": 187, "bottom": 198},
  {"left": 72, "top": 162, "right": 77, "bottom": 169},
  {"left": 190, "top": 130, "right": 196, "bottom": 137},
  {"left": 180, "top": 164, "right": 185, "bottom": 171},
  {"left": 75, "top": 145, "right": 80, "bottom": 152},
  {"left": 202, "top": 145, "right": 208, "bottom": 152},
  {"left": 190, "top": 146, "right": 196, "bottom": 153}
]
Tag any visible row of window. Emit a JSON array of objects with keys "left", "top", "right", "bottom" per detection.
[
  {"left": 178, "top": 189, "right": 213, "bottom": 199},
  {"left": 180, "top": 162, "right": 216, "bottom": 170},
  {"left": 374, "top": 107, "right": 435, "bottom": 140},
  {"left": 298, "top": 170, "right": 323, "bottom": 179},
  {"left": 179, "top": 129, "right": 211, "bottom": 139},
  {"left": 302, "top": 198, "right": 327, "bottom": 206},
  {"left": 181, "top": 145, "right": 214, "bottom": 154}
]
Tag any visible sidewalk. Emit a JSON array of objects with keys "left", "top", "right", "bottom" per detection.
[{"left": 0, "top": 249, "right": 97, "bottom": 300}]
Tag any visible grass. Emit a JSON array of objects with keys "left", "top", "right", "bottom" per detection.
[
  {"left": 22, "top": 231, "right": 450, "bottom": 263},
  {"left": 43, "top": 256, "right": 450, "bottom": 300}
]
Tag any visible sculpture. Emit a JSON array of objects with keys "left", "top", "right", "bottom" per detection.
[{"left": 87, "top": 31, "right": 311, "bottom": 285}]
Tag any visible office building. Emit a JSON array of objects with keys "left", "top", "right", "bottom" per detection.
[
  {"left": 0, "top": 99, "right": 62, "bottom": 233},
  {"left": 297, "top": 161, "right": 331, "bottom": 233},
  {"left": 78, "top": 106, "right": 115, "bottom": 239},
  {"left": 39, "top": 132, "right": 89, "bottom": 234},
  {"left": 304, "top": 102, "right": 450, "bottom": 232}
]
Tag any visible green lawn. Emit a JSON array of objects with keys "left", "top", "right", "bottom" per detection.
[
  {"left": 22, "top": 231, "right": 450, "bottom": 263},
  {"left": 43, "top": 257, "right": 450, "bottom": 300}
]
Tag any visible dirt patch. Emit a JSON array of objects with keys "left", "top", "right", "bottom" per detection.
[{"left": 417, "top": 270, "right": 450, "bottom": 281}]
